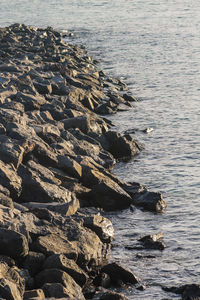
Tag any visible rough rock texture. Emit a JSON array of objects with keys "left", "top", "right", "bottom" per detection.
[{"left": 0, "top": 23, "right": 167, "bottom": 300}]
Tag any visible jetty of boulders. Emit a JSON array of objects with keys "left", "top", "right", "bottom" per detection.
[{"left": 0, "top": 23, "right": 167, "bottom": 299}]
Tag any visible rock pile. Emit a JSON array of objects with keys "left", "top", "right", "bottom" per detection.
[{"left": 0, "top": 23, "right": 167, "bottom": 299}]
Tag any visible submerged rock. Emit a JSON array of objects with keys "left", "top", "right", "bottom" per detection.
[{"left": 139, "top": 232, "right": 166, "bottom": 250}]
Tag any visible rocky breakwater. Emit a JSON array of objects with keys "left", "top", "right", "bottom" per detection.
[{"left": 0, "top": 23, "right": 166, "bottom": 300}]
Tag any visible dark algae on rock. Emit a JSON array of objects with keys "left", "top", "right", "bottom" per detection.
[{"left": 0, "top": 23, "right": 167, "bottom": 299}]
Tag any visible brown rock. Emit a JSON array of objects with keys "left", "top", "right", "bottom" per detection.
[
  {"left": 43, "top": 254, "right": 88, "bottom": 287},
  {"left": 23, "top": 289, "right": 45, "bottom": 300},
  {"left": 35, "top": 269, "right": 85, "bottom": 299},
  {"left": 32, "top": 233, "right": 77, "bottom": 260},
  {"left": 0, "top": 278, "right": 22, "bottom": 300},
  {"left": 0, "top": 160, "right": 22, "bottom": 199}
]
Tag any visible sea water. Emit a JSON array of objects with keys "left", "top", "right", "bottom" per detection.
[{"left": 0, "top": 1, "right": 200, "bottom": 299}]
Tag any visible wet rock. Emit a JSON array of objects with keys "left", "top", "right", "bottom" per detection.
[
  {"left": 123, "top": 182, "right": 167, "bottom": 212},
  {"left": 101, "top": 263, "right": 140, "bottom": 286},
  {"left": 83, "top": 214, "right": 114, "bottom": 243},
  {"left": 85, "top": 171, "right": 132, "bottom": 211},
  {"left": 163, "top": 284, "right": 200, "bottom": 300},
  {"left": 123, "top": 93, "right": 137, "bottom": 102},
  {"left": 104, "top": 131, "right": 141, "bottom": 160},
  {"left": 93, "top": 272, "right": 111, "bottom": 288},
  {"left": 182, "top": 284, "right": 200, "bottom": 300},
  {"left": 94, "top": 290, "right": 130, "bottom": 300},
  {"left": 0, "top": 229, "right": 29, "bottom": 259},
  {"left": 43, "top": 254, "right": 88, "bottom": 287},
  {"left": 139, "top": 232, "right": 166, "bottom": 250}
]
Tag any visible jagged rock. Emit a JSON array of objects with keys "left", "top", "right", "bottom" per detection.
[
  {"left": 182, "top": 284, "right": 200, "bottom": 300},
  {"left": 0, "top": 123, "right": 6, "bottom": 134},
  {"left": 83, "top": 214, "right": 114, "bottom": 243},
  {"left": 18, "top": 162, "right": 78, "bottom": 205},
  {"left": 104, "top": 131, "right": 141, "bottom": 160},
  {"left": 42, "top": 282, "right": 85, "bottom": 299},
  {"left": 23, "top": 200, "right": 80, "bottom": 217},
  {"left": 0, "top": 265, "right": 25, "bottom": 296},
  {"left": 0, "top": 189, "right": 14, "bottom": 209},
  {"left": 62, "top": 115, "right": 102, "bottom": 135},
  {"left": 32, "top": 233, "right": 78, "bottom": 260},
  {"left": 0, "top": 160, "right": 22, "bottom": 199},
  {"left": 23, "top": 289, "right": 45, "bottom": 300},
  {"left": 35, "top": 269, "right": 85, "bottom": 299},
  {"left": 43, "top": 254, "right": 88, "bottom": 287},
  {"left": 123, "top": 182, "right": 167, "bottom": 212},
  {"left": 93, "top": 272, "right": 111, "bottom": 288},
  {"left": 0, "top": 229, "right": 29, "bottom": 259},
  {"left": 0, "top": 278, "right": 22, "bottom": 300},
  {"left": 133, "top": 190, "right": 166, "bottom": 212},
  {"left": 101, "top": 263, "right": 140, "bottom": 286},
  {"left": 163, "top": 284, "right": 200, "bottom": 300},
  {"left": 15, "top": 91, "right": 46, "bottom": 111},
  {"left": 57, "top": 155, "right": 82, "bottom": 179},
  {"left": 84, "top": 170, "right": 132, "bottom": 211},
  {"left": 0, "top": 135, "right": 26, "bottom": 168}
]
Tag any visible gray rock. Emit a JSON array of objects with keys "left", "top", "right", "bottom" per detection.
[
  {"left": 123, "top": 182, "right": 167, "bottom": 213},
  {"left": 35, "top": 269, "right": 85, "bottom": 299},
  {"left": 43, "top": 254, "right": 88, "bottom": 287},
  {"left": 104, "top": 131, "right": 141, "bottom": 160},
  {"left": 139, "top": 232, "right": 166, "bottom": 250},
  {"left": 83, "top": 214, "right": 114, "bottom": 243},
  {"left": 0, "top": 160, "right": 22, "bottom": 199},
  {"left": 0, "top": 229, "right": 29, "bottom": 259},
  {"left": 23, "top": 251, "right": 46, "bottom": 277}
]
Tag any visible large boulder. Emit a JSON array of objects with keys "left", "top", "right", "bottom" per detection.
[
  {"left": 32, "top": 233, "right": 78, "bottom": 260},
  {"left": 35, "top": 269, "right": 85, "bottom": 299},
  {"left": 83, "top": 169, "right": 132, "bottom": 211},
  {"left": 104, "top": 131, "right": 141, "bottom": 160},
  {"left": 18, "top": 161, "right": 78, "bottom": 206},
  {"left": 123, "top": 182, "right": 167, "bottom": 213},
  {"left": 0, "top": 229, "right": 29, "bottom": 259},
  {"left": 43, "top": 254, "right": 88, "bottom": 287}
]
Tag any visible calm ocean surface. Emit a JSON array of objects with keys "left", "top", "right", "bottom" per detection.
[{"left": 1, "top": 1, "right": 200, "bottom": 299}]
